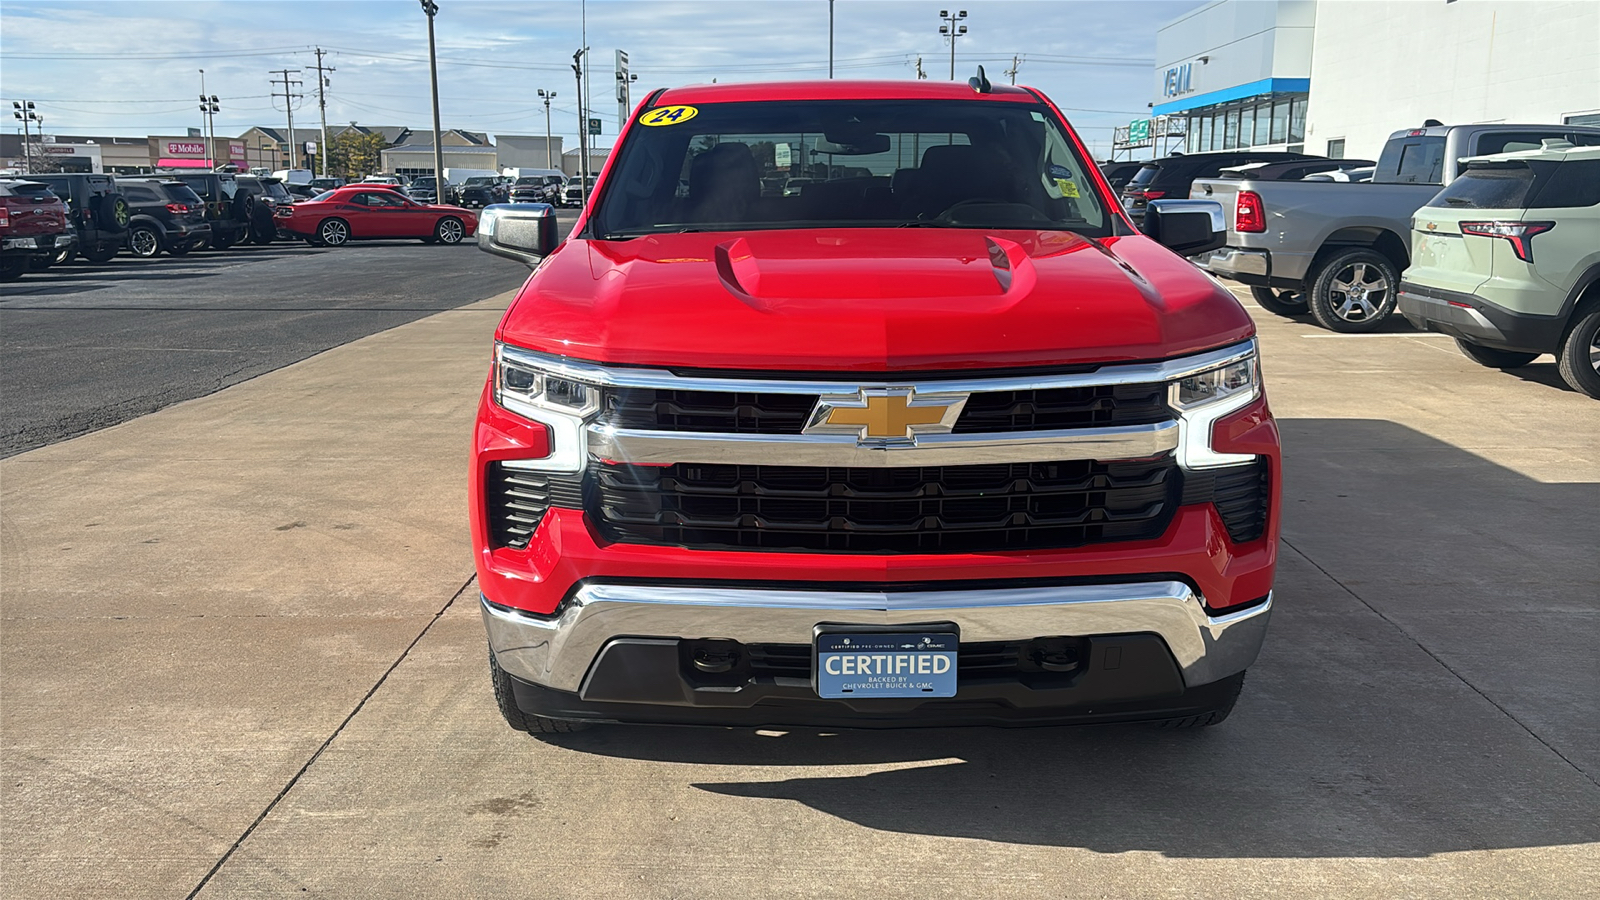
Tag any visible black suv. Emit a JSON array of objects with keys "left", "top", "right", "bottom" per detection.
[
  {"left": 29, "top": 173, "right": 129, "bottom": 263},
  {"left": 1121, "top": 150, "right": 1317, "bottom": 226},
  {"left": 117, "top": 179, "right": 212, "bottom": 258},
  {"left": 234, "top": 175, "right": 293, "bottom": 244},
  {"left": 172, "top": 172, "right": 250, "bottom": 249}
]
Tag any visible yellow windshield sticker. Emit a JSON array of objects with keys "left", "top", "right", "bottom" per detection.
[
  {"left": 640, "top": 105, "right": 699, "bottom": 127},
  {"left": 1056, "top": 180, "right": 1080, "bottom": 198}
]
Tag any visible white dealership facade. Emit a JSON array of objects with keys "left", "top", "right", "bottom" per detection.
[{"left": 1152, "top": 0, "right": 1600, "bottom": 161}]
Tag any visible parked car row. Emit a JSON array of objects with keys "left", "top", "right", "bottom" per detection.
[
  {"left": 1134, "top": 120, "right": 1599, "bottom": 397},
  {"left": 0, "top": 174, "right": 480, "bottom": 281}
]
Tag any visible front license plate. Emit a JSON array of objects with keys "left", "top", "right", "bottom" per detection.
[{"left": 815, "top": 632, "right": 958, "bottom": 699}]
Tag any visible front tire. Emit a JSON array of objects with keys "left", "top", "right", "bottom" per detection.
[
  {"left": 1250, "top": 286, "right": 1308, "bottom": 317},
  {"left": 1307, "top": 249, "right": 1399, "bottom": 333},
  {"left": 434, "top": 216, "right": 465, "bottom": 245},
  {"left": 489, "top": 651, "right": 589, "bottom": 735},
  {"left": 317, "top": 218, "right": 350, "bottom": 247},
  {"left": 1455, "top": 339, "right": 1539, "bottom": 370},
  {"left": 127, "top": 225, "right": 163, "bottom": 259},
  {"left": 1557, "top": 304, "right": 1600, "bottom": 399}
]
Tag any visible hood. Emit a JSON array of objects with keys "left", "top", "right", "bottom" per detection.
[{"left": 497, "top": 228, "right": 1253, "bottom": 371}]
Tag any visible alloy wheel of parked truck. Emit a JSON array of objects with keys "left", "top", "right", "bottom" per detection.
[{"left": 471, "top": 78, "right": 1279, "bottom": 733}]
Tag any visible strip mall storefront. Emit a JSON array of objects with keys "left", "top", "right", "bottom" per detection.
[{"left": 149, "top": 137, "right": 247, "bottom": 170}]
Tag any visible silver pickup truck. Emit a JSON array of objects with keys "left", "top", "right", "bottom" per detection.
[{"left": 1194, "top": 122, "right": 1600, "bottom": 332}]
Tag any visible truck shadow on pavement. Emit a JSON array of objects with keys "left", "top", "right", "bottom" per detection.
[{"left": 549, "top": 419, "right": 1600, "bottom": 858}]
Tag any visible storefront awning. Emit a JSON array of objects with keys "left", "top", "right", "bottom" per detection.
[{"left": 155, "top": 158, "right": 213, "bottom": 168}]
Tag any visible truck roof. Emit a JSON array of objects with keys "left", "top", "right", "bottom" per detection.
[
  {"left": 1460, "top": 142, "right": 1600, "bottom": 166},
  {"left": 653, "top": 79, "right": 1040, "bottom": 106}
]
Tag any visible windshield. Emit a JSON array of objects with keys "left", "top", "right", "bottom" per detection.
[
  {"left": 165, "top": 184, "right": 204, "bottom": 205},
  {"left": 413, "top": 177, "right": 437, "bottom": 188},
  {"left": 593, "top": 99, "right": 1106, "bottom": 238},
  {"left": 263, "top": 182, "right": 292, "bottom": 200},
  {"left": 1374, "top": 136, "right": 1446, "bottom": 185},
  {"left": 1125, "top": 165, "right": 1160, "bottom": 189},
  {"left": 515, "top": 177, "right": 540, "bottom": 185},
  {"left": 311, "top": 190, "right": 337, "bottom": 202}
]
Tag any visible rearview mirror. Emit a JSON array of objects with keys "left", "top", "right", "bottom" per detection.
[
  {"left": 1143, "top": 199, "right": 1226, "bottom": 256},
  {"left": 477, "top": 203, "right": 559, "bottom": 266}
]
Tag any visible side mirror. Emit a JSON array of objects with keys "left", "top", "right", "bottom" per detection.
[
  {"left": 477, "top": 202, "right": 559, "bottom": 266},
  {"left": 1144, "top": 199, "right": 1226, "bottom": 256}
]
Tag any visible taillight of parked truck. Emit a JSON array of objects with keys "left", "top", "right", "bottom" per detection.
[
  {"left": 1235, "top": 191, "right": 1265, "bottom": 233},
  {"left": 1459, "top": 221, "right": 1555, "bottom": 262}
]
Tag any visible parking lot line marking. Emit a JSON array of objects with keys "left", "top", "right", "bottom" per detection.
[{"left": 1300, "top": 333, "right": 1453, "bottom": 338}]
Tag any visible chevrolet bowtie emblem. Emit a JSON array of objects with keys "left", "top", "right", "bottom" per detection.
[{"left": 805, "top": 389, "right": 968, "bottom": 443}]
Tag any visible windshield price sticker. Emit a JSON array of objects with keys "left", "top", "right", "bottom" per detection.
[
  {"left": 640, "top": 105, "right": 699, "bottom": 127},
  {"left": 815, "top": 632, "right": 959, "bottom": 699}
]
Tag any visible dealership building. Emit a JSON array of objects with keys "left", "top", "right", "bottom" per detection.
[{"left": 1147, "top": 0, "right": 1600, "bottom": 160}]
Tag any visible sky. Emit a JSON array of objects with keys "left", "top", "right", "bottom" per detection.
[{"left": 1, "top": 0, "right": 1203, "bottom": 157}]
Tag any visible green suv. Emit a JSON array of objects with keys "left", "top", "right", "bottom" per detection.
[{"left": 1399, "top": 141, "right": 1600, "bottom": 398}]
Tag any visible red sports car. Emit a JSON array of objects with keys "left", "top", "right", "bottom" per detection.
[{"left": 277, "top": 185, "right": 477, "bottom": 247}]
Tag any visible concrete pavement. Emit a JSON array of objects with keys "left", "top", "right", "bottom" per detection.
[{"left": 2, "top": 283, "right": 1596, "bottom": 898}]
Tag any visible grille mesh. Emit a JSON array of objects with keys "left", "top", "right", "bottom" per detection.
[
  {"left": 590, "top": 457, "right": 1179, "bottom": 554},
  {"left": 603, "top": 382, "right": 1170, "bottom": 435}
]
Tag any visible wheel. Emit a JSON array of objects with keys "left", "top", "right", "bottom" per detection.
[
  {"left": 434, "top": 216, "right": 465, "bottom": 245},
  {"left": 1156, "top": 671, "right": 1245, "bottom": 729},
  {"left": 48, "top": 245, "right": 75, "bottom": 266},
  {"left": 0, "top": 256, "right": 27, "bottom": 282},
  {"left": 1249, "top": 286, "right": 1308, "bottom": 317},
  {"left": 1455, "top": 339, "right": 1540, "bottom": 370},
  {"left": 95, "top": 193, "right": 130, "bottom": 230},
  {"left": 1557, "top": 303, "right": 1600, "bottom": 399},
  {"left": 127, "top": 225, "right": 163, "bottom": 259},
  {"left": 489, "top": 651, "right": 589, "bottom": 734},
  {"left": 317, "top": 218, "right": 350, "bottom": 247},
  {"left": 80, "top": 242, "right": 118, "bottom": 263},
  {"left": 1307, "top": 248, "right": 1399, "bottom": 333}
]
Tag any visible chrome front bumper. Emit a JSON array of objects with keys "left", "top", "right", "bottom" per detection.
[{"left": 481, "top": 581, "right": 1271, "bottom": 694}]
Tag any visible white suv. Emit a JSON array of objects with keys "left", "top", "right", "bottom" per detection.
[{"left": 1399, "top": 141, "right": 1600, "bottom": 398}]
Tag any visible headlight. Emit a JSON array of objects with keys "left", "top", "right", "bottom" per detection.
[
  {"left": 493, "top": 343, "right": 602, "bottom": 472},
  {"left": 1170, "top": 354, "right": 1258, "bottom": 411},
  {"left": 495, "top": 344, "right": 600, "bottom": 417},
  {"left": 1168, "top": 344, "right": 1261, "bottom": 470}
]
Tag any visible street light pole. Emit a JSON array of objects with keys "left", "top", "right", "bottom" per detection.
[
  {"left": 829, "top": 0, "right": 835, "bottom": 79},
  {"left": 572, "top": 50, "right": 589, "bottom": 203},
  {"left": 538, "top": 89, "right": 556, "bottom": 169},
  {"left": 938, "top": 9, "right": 968, "bottom": 81},
  {"left": 421, "top": 0, "right": 445, "bottom": 191},
  {"left": 13, "top": 101, "right": 40, "bottom": 174}
]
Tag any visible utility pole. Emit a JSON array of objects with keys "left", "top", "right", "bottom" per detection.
[
  {"left": 914, "top": 57, "right": 926, "bottom": 80},
  {"left": 538, "top": 90, "right": 556, "bottom": 169},
  {"left": 573, "top": 49, "right": 589, "bottom": 203},
  {"left": 421, "top": 0, "right": 445, "bottom": 190},
  {"left": 13, "top": 101, "right": 40, "bottom": 173},
  {"left": 312, "top": 47, "right": 335, "bottom": 178},
  {"left": 270, "top": 68, "right": 303, "bottom": 171},
  {"left": 829, "top": 0, "right": 835, "bottom": 79},
  {"left": 1004, "top": 54, "right": 1021, "bottom": 85},
  {"left": 938, "top": 9, "right": 968, "bottom": 81}
]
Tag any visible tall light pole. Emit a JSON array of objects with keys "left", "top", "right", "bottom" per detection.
[
  {"left": 199, "top": 70, "right": 220, "bottom": 170},
  {"left": 13, "top": 101, "right": 40, "bottom": 173},
  {"left": 938, "top": 9, "right": 968, "bottom": 81},
  {"left": 421, "top": 0, "right": 445, "bottom": 189},
  {"left": 538, "top": 89, "right": 556, "bottom": 169},
  {"left": 573, "top": 49, "right": 589, "bottom": 202},
  {"left": 829, "top": 0, "right": 835, "bottom": 78}
]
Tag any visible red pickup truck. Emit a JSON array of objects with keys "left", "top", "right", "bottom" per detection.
[{"left": 471, "top": 78, "right": 1280, "bottom": 732}]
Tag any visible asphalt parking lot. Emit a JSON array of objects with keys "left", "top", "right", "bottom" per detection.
[
  {"left": 0, "top": 236, "right": 546, "bottom": 457},
  {"left": 2, "top": 258, "right": 1596, "bottom": 897}
]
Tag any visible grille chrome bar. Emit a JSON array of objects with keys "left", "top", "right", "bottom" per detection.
[{"left": 588, "top": 421, "right": 1179, "bottom": 467}]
